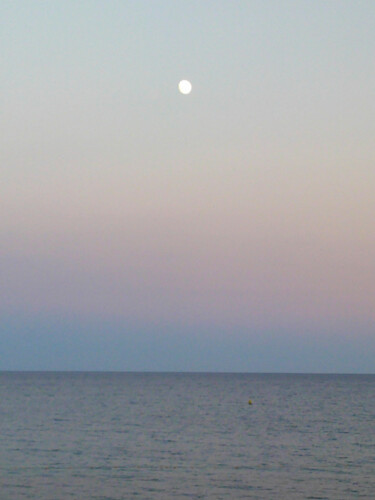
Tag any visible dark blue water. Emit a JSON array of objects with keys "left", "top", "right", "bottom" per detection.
[{"left": 0, "top": 372, "right": 374, "bottom": 499}]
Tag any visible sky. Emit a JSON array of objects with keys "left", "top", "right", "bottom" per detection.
[{"left": 2, "top": 1, "right": 375, "bottom": 372}]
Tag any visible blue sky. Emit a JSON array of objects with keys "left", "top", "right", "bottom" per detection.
[{"left": 1, "top": 1, "right": 375, "bottom": 372}]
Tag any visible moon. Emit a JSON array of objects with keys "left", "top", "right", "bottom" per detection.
[{"left": 178, "top": 80, "right": 192, "bottom": 95}]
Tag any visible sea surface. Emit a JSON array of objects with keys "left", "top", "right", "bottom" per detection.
[{"left": 0, "top": 372, "right": 374, "bottom": 499}]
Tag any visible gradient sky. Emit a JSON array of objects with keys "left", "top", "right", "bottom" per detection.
[{"left": 2, "top": 1, "right": 375, "bottom": 372}]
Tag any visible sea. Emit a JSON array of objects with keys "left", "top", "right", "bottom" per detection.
[{"left": 0, "top": 372, "right": 374, "bottom": 499}]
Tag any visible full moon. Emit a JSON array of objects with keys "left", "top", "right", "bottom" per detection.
[{"left": 178, "top": 80, "right": 192, "bottom": 95}]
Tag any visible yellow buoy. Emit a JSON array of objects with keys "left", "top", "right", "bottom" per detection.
[{"left": 248, "top": 399, "right": 252, "bottom": 405}]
